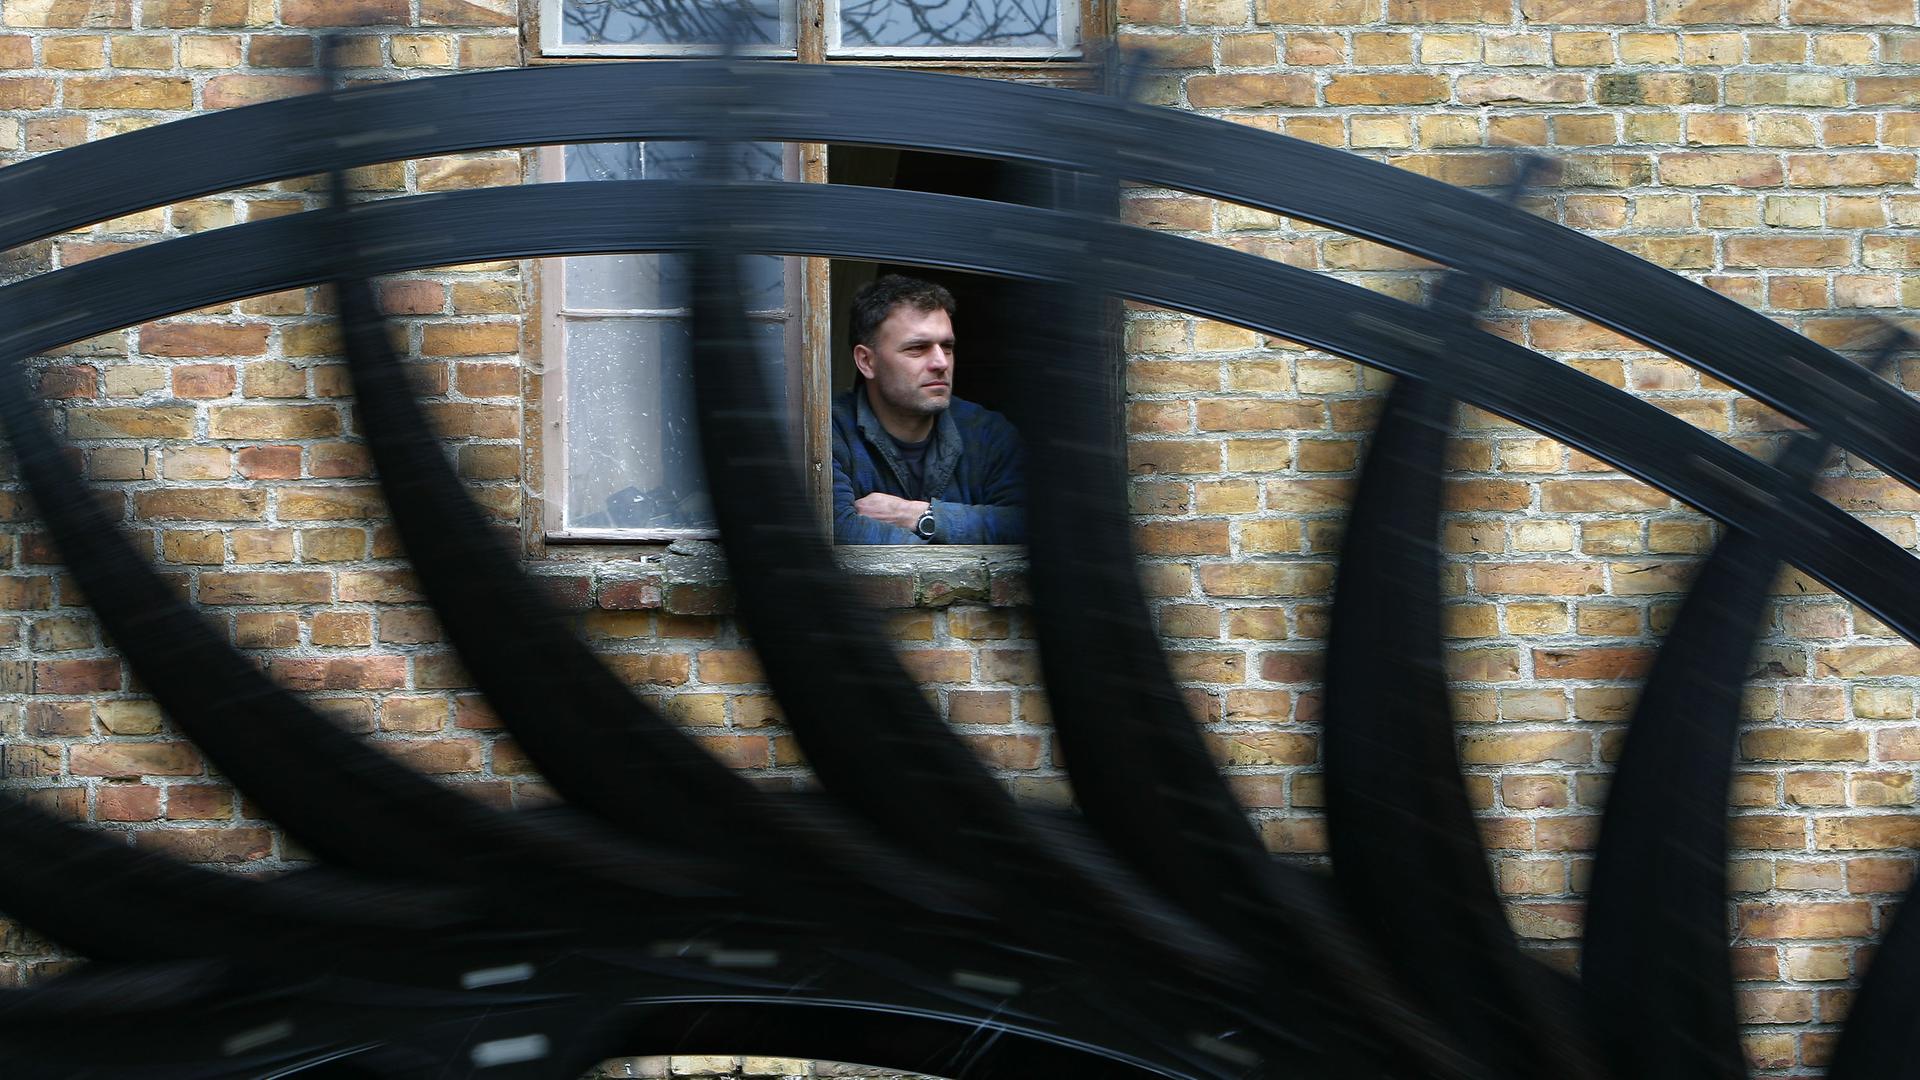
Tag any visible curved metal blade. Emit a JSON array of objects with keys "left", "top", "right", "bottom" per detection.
[
  {"left": 1, "top": 64, "right": 1916, "bottom": 504},
  {"left": 1585, "top": 328, "right": 1910, "bottom": 1080}
]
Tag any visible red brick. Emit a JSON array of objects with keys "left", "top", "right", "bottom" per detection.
[
  {"left": 0, "top": 576, "right": 54, "bottom": 611},
  {"left": 1478, "top": 564, "right": 1604, "bottom": 596},
  {"left": 1521, "top": 0, "right": 1640, "bottom": 19},
  {"left": 1656, "top": 0, "right": 1778, "bottom": 21},
  {"left": 68, "top": 406, "right": 194, "bottom": 439},
  {"left": 602, "top": 654, "right": 692, "bottom": 687},
  {"left": 1658, "top": 153, "right": 1785, "bottom": 187},
  {"left": 1387, "top": 0, "right": 1510, "bottom": 21},
  {"left": 32, "top": 658, "right": 120, "bottom": 693},
  {"left": 1533, "top": 647, "right": 1652, "bottom": 680},
  {"left": 1788, "top": 0, "right": 1909, "bottom": 21},
  {"left": 420, "top": 0, "right": 514, "bottom": 24},
  {"left": 1186, "top": 73, "right": 1315, "bottom": 107},
  {"left": 166, "top": 785, "right": 235, "bottom": 820},
  {"left": 208, "top": 405, "right": 340, "bottom": 440},
  {"left": 132, "top": 828, "right": 272, "bottom": 863},
  {"left": 1541, "top": 480, "right": 1670, "bottom": 512},
  {"left": 1460, "top": 731, "right": 1590, "bottom": 765},
  {"left": 237, "top": 445, "right": 301, "bottom": 479},
  {"left": 141, "top": 323, "right": 267, "bottom": 358},
  {"left": 1814, "top": 817, "right": 1920, "bottom": 851},
  {"left": 269, "top": 655, "right": 408, "bottom": 691},
  {"left": 1207, "top": 731, "right": 1317, "bottom": 766},
  {"left": 169, "top": 364, "right": 236, "bottom": 399},
  {"left": 198, "top": 572, "right": 329, "bottom": 605},
  {"left": 1741, "top": 728, "right": 1868, "bottom": 762},
  {"left": 1739, "top": 902, "right": 1872, "bottom": 939},
  {"left": 1457, "top": 73, "right": 1588, "bottom": 104},
  {"left": 71, "top": 742, "right": 201, "bottom": 777},
  {"left": 140, "top": 0, "right": 253, "bottom": 25},
  {"left": 38, "top": 365, "right": 97, "bottom": 398},
  {"left": 97, "top": 785, "right": 160, "bottom": 821},
  {"left": 1325, "top": 74, "right": 1449, "bottom": 104},
  {"left": 203, "top": 74, "right": 320, "bottom": 109}
]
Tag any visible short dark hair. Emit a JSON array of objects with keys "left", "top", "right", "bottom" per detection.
[{"left": 849, "top": 274, "right": 956, "bottom": 353}]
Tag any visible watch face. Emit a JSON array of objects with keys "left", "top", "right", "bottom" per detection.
[{"left": 916, "top": 511, "right": 936, "bottom": 538}]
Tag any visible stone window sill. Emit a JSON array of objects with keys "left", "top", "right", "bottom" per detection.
[{"left": 535, "top": 541, "right": 1029, "bottom": 613}]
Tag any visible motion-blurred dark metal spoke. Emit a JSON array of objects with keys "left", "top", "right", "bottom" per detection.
[
  {"left": 0, "top": 351, "right": 529, "bottom": 883},
  {"left": 0, "top": 285, "right": 765, "bottom": 912},
  {"left": 681, "top": 145, "right": 1155, "bottom": 983},
  {"left": 0, "top": 794, "right": 387, "bottom": 964},
  {"left": 1320, "top": 158, "right": 1595, "bottom": 1079},
  {"left": 679, "top": 133, "right": 1317, "bottom": 1074},
  {"left": 1001, "top": 160, "right": 1463, "bottom": 1072},
  {"left": 0, "top": 954, "right": 1227, "bottom": 1080},
  {"left": 1583, "top": 326, "right": 1910, "bottom": 1080},
  {"left": 1828, "top": 858, "right": 1920, "bottom": 1078},
  {"left": 321, "top": 148, "right": 806, "bottom": 870}
]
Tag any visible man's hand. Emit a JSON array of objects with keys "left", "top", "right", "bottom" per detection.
[{"left": 853, "top": 493, "right": 929, "bottom": 531}]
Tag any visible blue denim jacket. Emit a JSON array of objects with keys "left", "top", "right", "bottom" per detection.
[{"left": 831, "top": 389, "right": 1026, "bottom": 545}]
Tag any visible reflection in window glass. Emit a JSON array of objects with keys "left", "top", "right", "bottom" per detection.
[
  {"left": 562, "top": 143, "right": 785, "bottom": 313},
  {"left": 566, "top": 318, "right": 787, "bottom": 531},
  {"left": 837, "top": 0, "right": 1059, "bottom": 49},
  {"left": 559, "top": 0, "right": 793, "bottom": 49}
]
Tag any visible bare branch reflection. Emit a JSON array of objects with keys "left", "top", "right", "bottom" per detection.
[
  {"left": 562, "top": 0, "right": 785, "bottom": 47},
  {"left": 840, "top": 0, "right": 1054, "bottom": 47},
  {"left": 560, "top": 0, "right": 1059, "bottom": 48}
]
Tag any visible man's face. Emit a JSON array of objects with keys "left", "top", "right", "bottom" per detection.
[{"left": 855, "top": 304, "right": 955, "bottom": 418}]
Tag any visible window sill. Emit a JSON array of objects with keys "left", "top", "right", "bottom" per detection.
[{"left": 536, "top": 539, "right": 1029, "bottom": 614}]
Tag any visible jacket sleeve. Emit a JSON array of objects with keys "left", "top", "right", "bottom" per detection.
[
  {"left": 833, "top": 426, "right": 927, "bottom": 546},
  {"left": 931, "top": 417, "right": 1027, "bottom": 545}
]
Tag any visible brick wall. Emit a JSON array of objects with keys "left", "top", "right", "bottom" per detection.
[
  {"left": 0, "top": 0, "right": 1917, "bottom": 1073},
  {"left": 1113, "top": 0, "right": 1920, "bottom": 1071}
]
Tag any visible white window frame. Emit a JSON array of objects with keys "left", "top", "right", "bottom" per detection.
[{"left": 537, "top": 144, "right": 804, "bottom": 543}]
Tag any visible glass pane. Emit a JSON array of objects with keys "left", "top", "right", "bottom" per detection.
[
  {"left": 837, "top": 0, "right": 1059, "bottom": 49},
  {"left": 562, "top": 143, "right": 785, "bottom": 312},
  {"left": 639, "top": 140, "right": 784, "bottom": 183},
  {"left": 565, "top": 317, "right": 788, "bottom": 532},
  {"left": 558, "top": 0, "right": 794, "bottom": 49}
]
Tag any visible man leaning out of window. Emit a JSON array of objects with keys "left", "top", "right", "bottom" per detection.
[{"left": 831, "top": 275, "right": 1026, "bottom": 545}]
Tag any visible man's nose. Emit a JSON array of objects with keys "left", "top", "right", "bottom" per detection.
[{"left": 929, "top": 347, "right": 951, "bottom": 370}]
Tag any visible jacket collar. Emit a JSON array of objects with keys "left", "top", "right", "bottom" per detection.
[{"left": 854, "top": 386, "right": 964, "bottom": 498}]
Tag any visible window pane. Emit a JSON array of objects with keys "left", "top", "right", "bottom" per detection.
[
  {"left": 565, "top": 317, "right": 787, "bottom": 531},
  {"left": 562, "top": 143, "right": 785, "bottom": 312},
  {"left": 836, "top": 0, "right": 1060, "bottom": 49},
  {"left": 557, "top": 0, "right": 794, "bottom": 49}
]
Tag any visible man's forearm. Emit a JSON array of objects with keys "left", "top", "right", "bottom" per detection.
[
  {"left": 930, "top": 499, "right": 1025, "bottom": 545},
  {"left": 836, "top": 507, "right": 927, "bottom": 545}
]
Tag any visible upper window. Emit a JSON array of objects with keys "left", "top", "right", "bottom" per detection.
[{"left": 543, "top": 0, "right": 1079, "bottom": 58}]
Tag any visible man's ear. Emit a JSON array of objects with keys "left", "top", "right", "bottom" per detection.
[{"left": 852, "top": 344, "right": 876, "bottom": 381}]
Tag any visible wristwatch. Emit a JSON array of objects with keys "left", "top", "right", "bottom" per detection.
[{"left": 913, "top": 504, "right": 937, "bottom": 541}]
